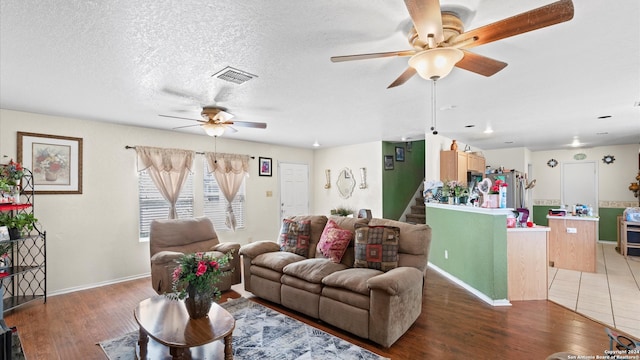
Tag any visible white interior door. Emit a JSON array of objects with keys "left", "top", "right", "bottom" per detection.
[
  {"left": 279, "top": 162, "right": 309, "bottom": 220},
  {"left": 562, "top": 161, "right": 597, "bottom": 213}
]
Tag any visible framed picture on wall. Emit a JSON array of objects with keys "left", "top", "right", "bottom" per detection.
[
  {"left": 259, "top": 157, "right": 272, "bottom": 176},
  {"left": 384, "top": 155, "right": 394, "bottom": 170},
  {"left": 395, "top": 146, "right": 405, "bottom": 162},
  {"left": 17, "top": 132, "right": 83, "bottom": 194}
]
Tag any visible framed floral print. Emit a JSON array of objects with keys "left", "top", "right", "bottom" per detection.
[{"left": 17, "top": 132, "right": 83, "bottom": 194}]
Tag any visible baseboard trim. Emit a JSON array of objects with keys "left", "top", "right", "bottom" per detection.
[
  {"left": 49, "top": 273, "right": 151, "bottom": 297},
  {"left": 427, "top": 263, "right": 511, "bottom": 307}
]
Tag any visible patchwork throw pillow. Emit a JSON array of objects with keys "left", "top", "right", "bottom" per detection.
[
  {"left": 279, "top": 219, "right": 312, "bottom": 257},
  {"left": 317, "top": 219, "right": 353, "bottom": 263},
  {"left": 353, "top": 225, "right": 400, "bottom": 271}
]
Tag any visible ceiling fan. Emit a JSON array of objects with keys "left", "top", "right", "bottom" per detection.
[
  {"left": 331, "top": 0, "right": 574, "bottom": 88},
  {"left": 160, "top": 106, "right": 267, "bottom": 137}
]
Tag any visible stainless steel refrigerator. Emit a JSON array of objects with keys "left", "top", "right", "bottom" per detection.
[{"left": 487, "top": 171, "right": 527, "bottom": 209}]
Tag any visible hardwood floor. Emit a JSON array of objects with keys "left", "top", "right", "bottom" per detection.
[{"left": 4, "top": 267, "right": 617, "bottom": 359}]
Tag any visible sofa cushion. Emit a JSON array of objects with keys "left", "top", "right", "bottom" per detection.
[
  {"left": 316, "top": 219, "right": 353, "bottom": 263},
  {"left": 252, "top": 251, "right": 305, "bottom": 272},
  {"left": 322, "top": 267, "right": 384, "bottom": 296},
  {"left": 278, "top": 219, "right": 312, "bottom": 256},
  {"left": 287, "top": 215, "right": 329, "bottom": 258},
  {"left": 283, "top": 258, "right": 348, "bottom": 284},
  {"left": 353, "top": 225, "right": 400, "bottom": 272}
]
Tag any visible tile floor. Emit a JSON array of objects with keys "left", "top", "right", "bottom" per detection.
[{"left": 548, "top": 243, "right": 640, "bottom": 339}]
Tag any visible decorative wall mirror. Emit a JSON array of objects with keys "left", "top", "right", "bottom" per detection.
[{"left": 336, "top": 168, "right": 356, "bottom": 199}]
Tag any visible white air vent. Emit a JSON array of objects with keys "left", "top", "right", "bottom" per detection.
[{"left": 212, "top": 66, "right": 257, "bottom": 85}]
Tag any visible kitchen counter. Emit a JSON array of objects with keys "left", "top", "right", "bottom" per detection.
[
  {"left": 507, "top": 225, "right": 549, "bottom": 301},
  {"left": 547, "top": 215, "right": 599, "bottom": 272},
  {"left": 425, "top": 203, "right": 550, "bottom": 304}
]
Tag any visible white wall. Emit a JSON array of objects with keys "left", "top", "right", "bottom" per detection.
[
  {"left": 530, "top": 144, "right": 638, "bottom": 207},
  {"left": 483, "top": 147, "right": 532, "bottom": 173},
  {"left": 0, "top": 109, "right": 314, "bottom": 293},
  {"left": 312, "top": 142, "right": 383, "bottom": 217}
]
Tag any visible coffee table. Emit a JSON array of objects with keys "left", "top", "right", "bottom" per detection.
[{"left": 134, "top": 295, "right": 236, "bottom": 360}]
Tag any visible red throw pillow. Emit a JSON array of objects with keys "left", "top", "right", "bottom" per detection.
[{"left": 317, "top": 220, "right": 353, "bottom": 263}]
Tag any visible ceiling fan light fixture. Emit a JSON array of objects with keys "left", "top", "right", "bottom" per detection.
[
  {"left": 409, "top": 48, "right": 464, "bottom": 81},
  {"left": 202, "top": 123, "right": 226, "bottom": 137}
]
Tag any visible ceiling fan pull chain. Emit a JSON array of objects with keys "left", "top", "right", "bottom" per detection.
[{"left": 430, "top": 80, "right": 438, "bottom": 135}]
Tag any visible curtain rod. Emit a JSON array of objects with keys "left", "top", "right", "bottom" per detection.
[{"left": 124, "top": 146, "right": 255, "bottom": 159}]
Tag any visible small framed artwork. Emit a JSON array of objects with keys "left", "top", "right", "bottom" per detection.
[
  {"left": 384, "top": 155, "right": 394, "bottom": 170},
  {"left": 17, "top": 132, "right": 83, "bottom": 194},
  {"left": 395, "top": 146, "right": 405, "bottom": 162},
  {"left": 0, "top": 226, "right": 9, "bottom": 241},
  {"left": 259, "top": 157, "right": 272, "bottom": 176}
]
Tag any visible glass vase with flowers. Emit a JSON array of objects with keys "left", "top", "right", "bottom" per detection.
[{"left": 167, "top": 251, "right": 233, "bottom": 319}]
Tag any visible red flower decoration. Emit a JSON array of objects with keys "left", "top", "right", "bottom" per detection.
[{"left": 195, "top": 261, "right": 207, "bottom": 276}]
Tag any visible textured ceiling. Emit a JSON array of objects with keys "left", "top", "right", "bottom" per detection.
[{"left": 1, "top": 0, "right": 639, "bottom": 150}]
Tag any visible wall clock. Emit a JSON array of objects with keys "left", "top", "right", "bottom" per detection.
[
  {"left": 602, "top": 155, "right": 615, "bottom": 164},
  {"left": 573, "top": 153, "right": 586, "bottom": 160},
  {"left": 547, "top": 159, "right": 558, "bottom": 168}
]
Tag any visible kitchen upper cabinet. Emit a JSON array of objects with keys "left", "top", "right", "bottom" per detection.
[
  {"left": 467, "top": 153, "right": 486, "bottom": 174},
  {"left": 440, "top": 150, "right": 468, "bottom": 183},
  {"left": 440, "top": 150, "right": 486, "bottom": 183}
]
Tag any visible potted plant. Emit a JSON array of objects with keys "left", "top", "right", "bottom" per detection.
[
  {"left": 167, "top": 251, "right": 233, "bottom": 319},
  {"left": 0, "top": 212, "right": 38, "bottom": 239},
  {"left": 331, "top": 207, "right": 353, "bottom": 217}
]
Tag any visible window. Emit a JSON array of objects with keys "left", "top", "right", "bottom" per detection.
[
  {"left": 138, "top": 169, "right": 194, "bottom": 239},
  {"left": 203, "top": 161, "right": 246, "bottom": 230}
]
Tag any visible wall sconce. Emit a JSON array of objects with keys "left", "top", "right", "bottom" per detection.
[
  {"left": 324, "top": 169, "right": 331, "bottom": 189},
  {"left": 359, "top": 167, "right": 367, "bottom": 189},
  {"left": 629, "top": 171, "right": 640, "bottom": 202}
]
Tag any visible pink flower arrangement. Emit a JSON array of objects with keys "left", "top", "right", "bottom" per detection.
[
  {"left": 490, "top": 179, "right": 508, "bottom": 194},
  {"left": 169, "top": 251, "right": 233, "bottom": 300}
]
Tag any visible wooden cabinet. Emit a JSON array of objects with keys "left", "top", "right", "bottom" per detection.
[
  {"left": 548, "top": 216, "right": 598, "bottom": 273},
  {"left": 467, "top": 153, "right": 486, "bottom": 173},
  {"left": 507, "top": 228, "right": 549, "bottom": 301},
  {"left": 440, "top": 150, "right": 485, "bottom": 183},
  {"left": 439, "top": 150, "right": 467, "bottom": 183}
]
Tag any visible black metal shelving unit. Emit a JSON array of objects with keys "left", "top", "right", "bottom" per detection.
[{"left": 0, "top": 170, "right": 47, "bottom": 313}]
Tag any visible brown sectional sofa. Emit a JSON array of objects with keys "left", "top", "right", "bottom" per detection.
[{"left": 239, "top": 215, "right": 432, "bottom": 347}]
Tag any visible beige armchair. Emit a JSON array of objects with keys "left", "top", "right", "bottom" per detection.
[{"left": 149, "top": 216, "right": 241, "bottom": 294}]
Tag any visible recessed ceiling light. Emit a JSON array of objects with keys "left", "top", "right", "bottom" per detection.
[
  {"left": 465, "top": 125, "right": 475, "bottom": 128},
  {"left": 312, "top": 140, "right": 320, "bottom": 147},
  {"left": 484, "top": 128, "right": 493, "bottom": 134},
  {"left": 596, "top": 132, "right": 609, "bottom": 135},
  {"left": 597, "top": 115, "right": 612, "bottom": 119},
  {"left": 504, "top": 141, "right": 513, "bottom": 144}
]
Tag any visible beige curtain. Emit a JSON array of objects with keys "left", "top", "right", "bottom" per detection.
[
  {"left": 136, "top": 146, "right": 195, "bottom": 219},
  {"left": 204, "top": 152, "right": 250, "bottom": 231}
]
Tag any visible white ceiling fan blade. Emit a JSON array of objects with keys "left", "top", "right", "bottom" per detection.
[{"left": 404, "top": 0, "right": 444, "bottom": 45}]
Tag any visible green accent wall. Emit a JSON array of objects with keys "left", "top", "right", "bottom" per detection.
[
  {"left": 532, "top": 206, "right": 553, "bottom": 226},
  {"left": 533, "top": 205, "right": 622, "bottom": 242},
  {"left": 382, "top": 141, "right": 425, "bottom": 220},
  {"left": 599, "top": 208, "right": 624, "bottom": 242},
  {"left": 426, "top": 206, "right": 508, "bottom": 300}
]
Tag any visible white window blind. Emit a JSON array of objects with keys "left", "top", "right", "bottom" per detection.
[
  {"left": 138, "top": 169, "right": 194, "bottom": 238},
  {"left": 203, "top": 161, "right": 246, "bottom": 230}
]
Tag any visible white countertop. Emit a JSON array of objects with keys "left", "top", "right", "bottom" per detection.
[
  {"left": 507, "top": 226, "right": 550, "bottom": 232},
  {"left": 546, "top": 215, "right": 600, "bottom": 222},
  {"left": 425, "top": 202, "right": 515, "bottom": 215}
]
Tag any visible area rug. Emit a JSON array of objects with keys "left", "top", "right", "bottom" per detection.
[{"left": 99, "top": 297, "right": 389, "bottom": 360}]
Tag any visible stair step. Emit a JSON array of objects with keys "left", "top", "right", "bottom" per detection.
[
  {"left": 405, "top": 213, "right": 426, "bottom": 224},
  {"left": 411, "top": 205, "right": 425, "bottom": 214},
  {"left": 415, "top": 197, "right": 425, "bottom": 206}
]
